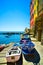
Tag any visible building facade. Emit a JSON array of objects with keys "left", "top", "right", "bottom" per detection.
[
  {"left": 34, "top": 0, "right": 38, "bottom": 21},
  {"left": 30, "top": 0, "right": 43, "bottom": 42},
  {"left": 35, "top": 0, "right": 43, "bottom": 42},
  {"left": 30, "top": 0, "right": 39, "bottom": 35},
  {"left": 30, "top": 0, "right": 34, "bottom": 34},
  {"left": 34, "top": 0, "right": 39, "bottom": 38}
]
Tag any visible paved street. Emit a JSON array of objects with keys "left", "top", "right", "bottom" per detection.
[
  {"left": 31, "top": 37, "right": 43, "bottom": 65},
  {"left": 23, "top": 36, "right": 43, "bottom": 65}
]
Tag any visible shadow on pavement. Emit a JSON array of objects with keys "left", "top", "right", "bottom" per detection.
[{"left": 23, "top": 48, "right": 40, "bottom": 65}]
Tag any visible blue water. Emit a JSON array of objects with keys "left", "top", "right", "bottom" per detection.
[{"left": 0, "top": 32, "right": 23, "bottom": 45}]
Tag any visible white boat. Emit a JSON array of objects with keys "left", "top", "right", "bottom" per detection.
[{"left": 6, "top": 46, "right": 21, "bottom": 62}]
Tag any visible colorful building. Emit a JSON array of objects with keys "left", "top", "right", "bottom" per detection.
[
  {"left": 34, "top": 0, "right": 39, "bottom": 21},
  {"left": 30, "top": 0, "right": 43, "bottom": 42},
  {"left": 30, "top": 0, "right": 39, "bottom": 35},
  {"left": 30, "top": 0, "right": 34, "bottom": 34},
  {"left": 33, "top": 0, "right": 39, "bottom": 37},
  {"left": 35, "top": 0, "right": 43, "bottom": 42}
]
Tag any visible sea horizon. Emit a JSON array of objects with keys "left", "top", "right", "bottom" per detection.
[{"left": 0, "top": 31, "right": 24, "bottom": 45}]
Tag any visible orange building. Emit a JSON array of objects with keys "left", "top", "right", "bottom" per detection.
[
  {"left": 30, "top": 0, "right": 39, "bottom": 36},
  {"left": 30, "top": 0, "right": 34, "bottom": 34}
]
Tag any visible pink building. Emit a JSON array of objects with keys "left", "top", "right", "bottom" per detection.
[{"left": 30, "top": 0, "right": 34, "bottom": 29}]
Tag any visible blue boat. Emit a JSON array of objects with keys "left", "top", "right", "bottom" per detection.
[
  {"left": 14, "top": 34, "right": 35, "bottom": 55},
  {"left": 21, "top": 42, "right": 35, "bottom": 55},
  {"left": 14, "top": 42, "right": 35, "bottom": 55}
]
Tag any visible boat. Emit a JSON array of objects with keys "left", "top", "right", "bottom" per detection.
[
  {"left": 14, "top": 40, "right": 35, "bottom": 55},
  {"left": 20, "top": 34, "right": 35, "bottom": 55},
  {"left": 0, "top": 45, "right": 4, "bottom": 51},
  {"left": 6, "top": 46, "right": 22, "bottom": 62},
  {"left": 14, "top": 34, "right": 35, "bottom": 55},
  {"left": 21, "top": 42, "right": 35, "bottom": 55}
]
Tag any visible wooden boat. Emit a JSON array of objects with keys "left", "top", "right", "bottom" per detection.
[
  {"left": 14, "top": 40, "right": 35, "bottom": 55},
  {"left": 6, "top": 46, "right": 21, "bottom": 62},
  {"left": 20, "top": 38, "right": 35, "bottom": 55},
  {"left": 0, "top": 45, "right": 4, "bottom": 51},
  {"left": 20, "top": 34, "right": 35, "bottom": 54},
  {"left": 13, "top": 34, "right": 35, "bottom": 55}
]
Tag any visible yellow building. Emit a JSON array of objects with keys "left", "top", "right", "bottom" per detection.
[
  {"left": 30, "top": 0, "right": 39, "bottom": 37},
  {"left": 34, "top": 0, "right": 39, "bottom": 22},
  {"left": 34, "top": 0, "right": 43, "bottom": 41},
  {"left": 30, "top": 0, "right": 43, "bottom": 42},
  {"left": 33, "top": 0, "right": 39, "bottom": 37}
]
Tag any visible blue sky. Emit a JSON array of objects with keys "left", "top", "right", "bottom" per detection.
[{"left": 0, "top": 0, "right": 31, "bottom": 31}]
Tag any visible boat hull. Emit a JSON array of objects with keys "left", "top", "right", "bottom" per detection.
[
  {"left": 6, "top": 47, "right": 21, "bottom": 62},
  {"left": 0, "top": 46, "right": 4, "bottom": 51},
  {"left": 6, "top": 55, "right": 21, "bottom": 62}
]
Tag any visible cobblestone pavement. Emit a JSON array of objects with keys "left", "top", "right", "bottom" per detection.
[{"left": 0, "top": 37, "right": 43, "bottom": 65}]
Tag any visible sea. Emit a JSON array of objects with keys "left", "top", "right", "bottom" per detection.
[{"left": 0, "top": 31, "right": 24, "bottom": 45}]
